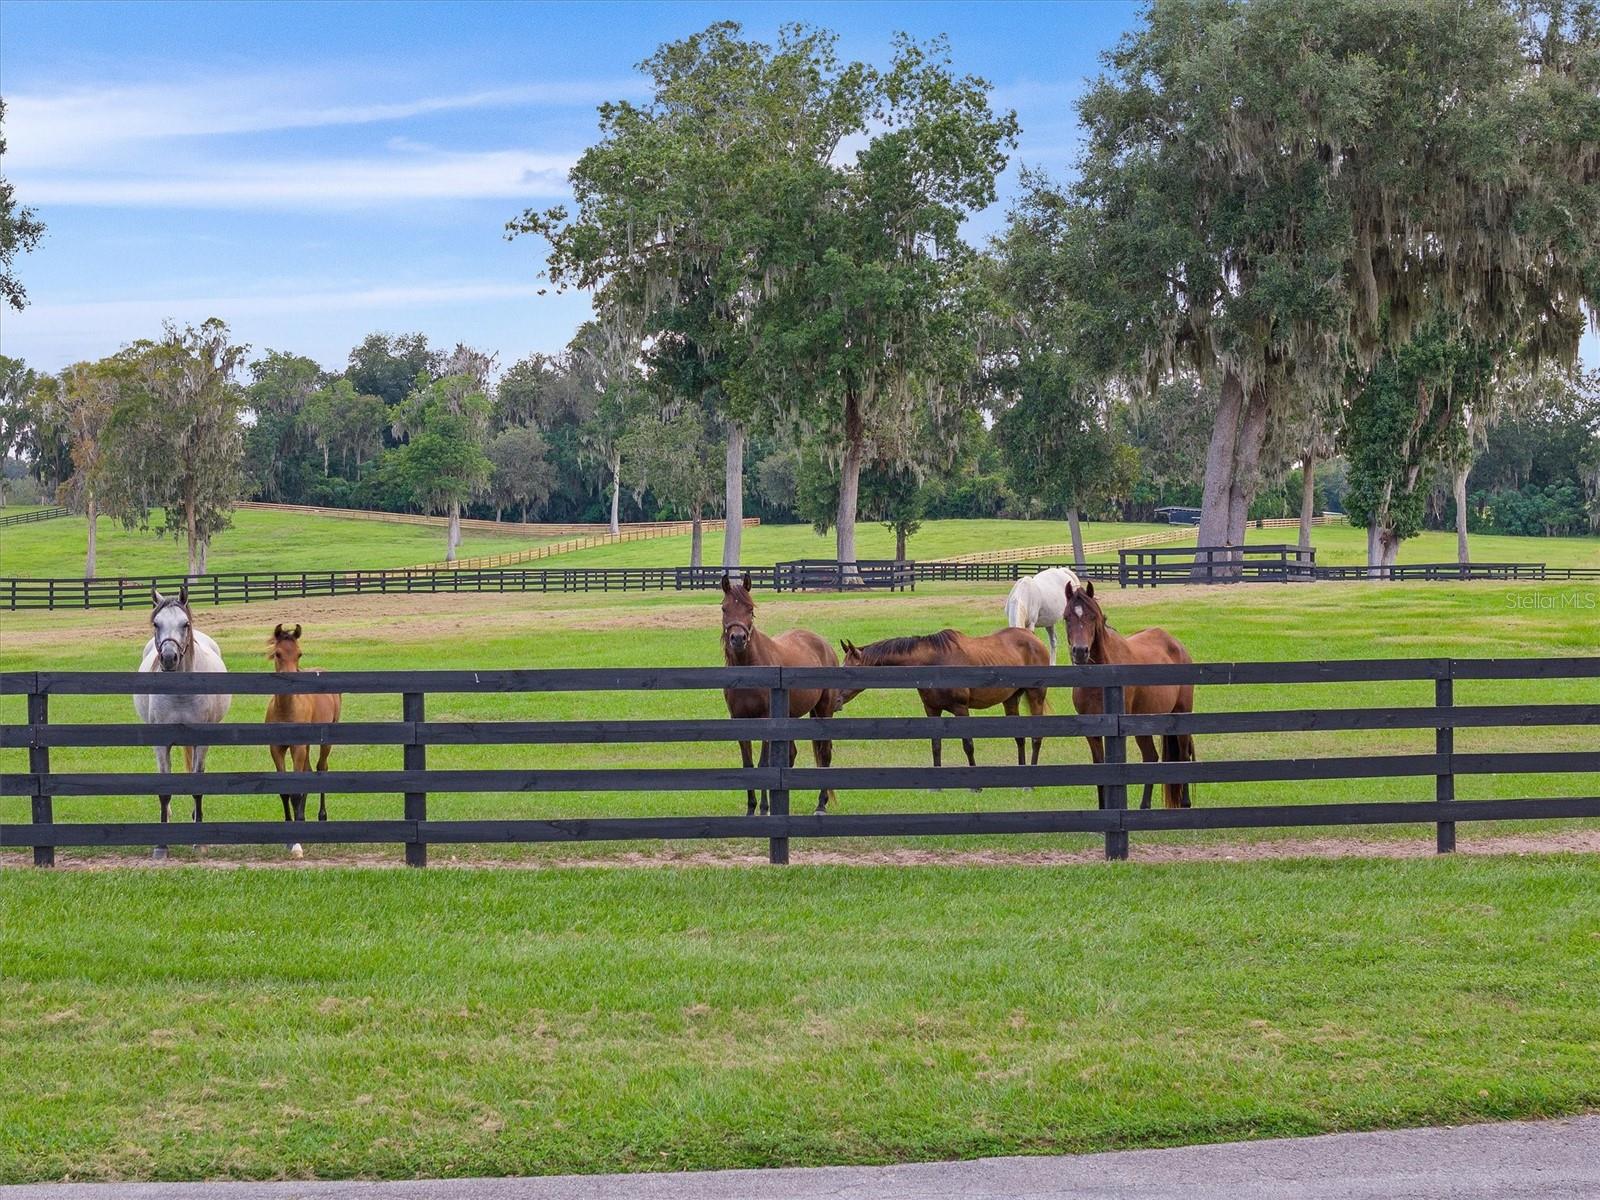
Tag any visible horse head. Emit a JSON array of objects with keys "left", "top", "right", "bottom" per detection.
[
  {"left": 1063, "top": 579, "right": 1103, "bottom": 666},
  {"left": 150, "top": 587, "right": 194, "bottom": 672},
  {"left": 720, "top": 572, "right": 756, "bottom": 655},
  {"left": 836, "top": 639, "right": 867, "bottom": 707},
  {"left": 267, "top": 623, "right": 304, "bottom": 671}
]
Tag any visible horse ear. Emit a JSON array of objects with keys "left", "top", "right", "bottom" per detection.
[
  {"left": 291, "top": 624, "right": 302, "bottom": 639},
  {"left": 720, "top": 573, "right": 732, "bottom": 595},
  {"left": 178, "top": 583, "right": 189, "bottom": 608},
  {"left": 273, "top": 623, "right": 286, "bottom": 639},
  {"left": 1084, "top": 580, "right": 1095, "bottom": 598},
  {"left": 1064, "top": 578, "right": 1075, "bottom": 599},
  {"left": 152, "top": 587, "right": 164, "bottom": 608},
  {"left": 741, "top": 570, "right": 753, "bottom": 593}
]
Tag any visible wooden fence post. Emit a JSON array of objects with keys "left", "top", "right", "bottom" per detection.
[
  {"left": 1436, "top": 670, "right": 1455, "bottom": 854},
  {"left": 768, "top": 684, "right": 790, "bottom": 865},
  {"left": 29, "top": 690, "right": 53, "bottom": 867},
  {"left": 1104, "top": 684, "right": 1128, "bottom": 861},
  {"left": 403, "top": 692, "right": 427, "bottom": 867}
]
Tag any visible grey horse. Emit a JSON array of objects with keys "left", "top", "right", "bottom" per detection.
[{"left": 134, "top": 586, "right": 231, "bottom": 858}]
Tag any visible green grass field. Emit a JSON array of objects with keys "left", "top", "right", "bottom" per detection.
[
  {"left": 0, "top": 507, "right": 550, "bottom": 577},
  {"left": 5, "top": 507, "right": 1595, "bottom": 576},
  {"left": 553, "top": 518, "right": 1174, "bottom": 567},
  {"left": 3, "top": 579, "right": 1595, "bottom": 864},
  {"left": 2, "top": 857, "right": 1596, "bottom": 1182},
  {"left": 3, "top": 577, "right": 1596, "bottom": 1185}
]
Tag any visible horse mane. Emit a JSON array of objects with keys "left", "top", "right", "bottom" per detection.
[{"left": 855, "top": 629, "right": 963, "bottom": 664}]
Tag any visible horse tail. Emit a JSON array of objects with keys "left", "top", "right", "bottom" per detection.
[
  {"left": 1004, "top": 583, "right": 1028, "bottom": 629},
  {"left": 1162, "top": 733, "right": 1196, "bottom": 808}
]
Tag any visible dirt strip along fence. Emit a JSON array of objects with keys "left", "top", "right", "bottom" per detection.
[
  {"left": 3, "top": 657, "right": 1596, "bottom": 867},
  {"left": 0, "top": 506, "right": 70, "bottom": 528},
  {"left": 6, "top": 552, "right": 1598, "bottom": 610}
]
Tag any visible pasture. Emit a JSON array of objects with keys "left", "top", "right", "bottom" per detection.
[
  {"left": 3, "top": 577, "right": 1597, "bottom": 1184},
  {"left": 0, "top": 506, "right": 550, "bottom": 577},
  {"left": 3, "top": 579, "right": 1596, "bottom": 864}
]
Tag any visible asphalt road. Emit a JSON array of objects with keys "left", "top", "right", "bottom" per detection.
[{"left": 6, "top": 1115, "right": 1597, "bottom": 1200}]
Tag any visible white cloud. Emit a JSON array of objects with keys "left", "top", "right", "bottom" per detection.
[
  {"left": 3, "top": 76, "right": 636, "bottom": 170},
  {"left": 15, "top": 281, "right": 549, "bottom": 324},
  {"left": 17, "top": 147, "right": 575, "bottom": 208}
]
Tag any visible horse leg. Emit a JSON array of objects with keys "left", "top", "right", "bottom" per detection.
[
  {"left": 924, "top": 698, "right": 944, "bottom": 774},
  {"left": 740, "top": 739, "right": 757, "bottom": 815},
  {"left": 271, "top": 744, "right": 293, "bottom": 827},
  {"left": 1163, "top": 733, "right": 1196, "bottom": 808},
  {"left": 1046, "top": 623, "right": 1058, "bottom": 667},
  {"left": 316, "top": 744, "right": 332, "bottom": 821},
  {"left": 954, "top": 704, "right": 977, "bottom": 770},
  {"left": 811, "top": 694, "right": 836, "bottom": 813},
  {"left": 1025, "top": 688, "right": 1048, "bottom": 767},
  {"left": 757, "top": 740, "right": 771, "bottom": 816},
  {"left": 288, "top": 746, "right": 310, "bottom": 856},
  {"left": 811, "top": 736, "right": 835, "bottom": 813},
  {"left": 1135, "top": 735, "right": 1160, "bottom": 809},
  {"left": 154, "top": 745, "right": 172, "bottom": 860},
  {"left": 1005, "top": 695, "right": 1025, "bottom": 767},
  {"left": 1086, "top": 736, "right": 1105, "bottom": 810}
]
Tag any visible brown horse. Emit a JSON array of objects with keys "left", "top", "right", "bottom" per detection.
[
  {"left": 838, "top": 628, "right": 1050, "bottom": 768},
  {"left": 1061, "top": 579, "right": 1196, "bottom": 809},
  {"left": 265, "top": 624, "right": 342, "bottom": 853},
  {"left": 720, "top": 573, "right": 839, "bottom": 815}
]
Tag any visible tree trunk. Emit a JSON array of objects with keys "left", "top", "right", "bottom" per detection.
[
  {"left": 1454, "top": 464, "right": 1470, "bottom": 565},
  {"left": 1195, "top": 368, "right": 1244, "bottom": 577},
  {"left": 446, "top": 502, "right": 461, "bottom": 562},
  {"left": 495, "top": 503, "right": 503, "bottom": 523},
  {"left": 836, "top": 392, "right": 863, "bottom": 581},
  {"left": 1224, "top": 384, "right": 1268, "bottom": 551},
  {"left": 690, "top": 506, "right": 703, "bottom": 569},
  {"left": 185, "top": 496, "right": 199, "bottom": 577},
  {"left": 323, "top": 445, "right": 330, "bottom": 474},
  {"left": 723, "top": 422, "right": 745, "bottom": 569},
  {"left": 1067, "top": 507, "right": 1086, "bottom": 569},
  {"left": 195, "top": 538, "right": 208, "bottom": 576},
  {"left": 85, "top": 493, "right": 98, "bottom": 581},
  {"left": 608, "top": 453, "right": 621, "bottom": 536},
  {"left": 896, "top": 525, "right": 907, "bottom": 561},
  {"left": 1298, "top": 451, "right": 1317, "bottom": 554}
]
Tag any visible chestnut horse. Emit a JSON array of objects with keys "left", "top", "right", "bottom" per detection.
[
  {"left": 719, "top": 573, "right": 839, "bottom": 815},
  {"left": 265, "top": 624, "right": 342, "bottom": 855},
  {"left": 1061, "top": 579, "right": 1196, "bottom": 809},
  {"left": 838, "top": 628, "right": 1050, "bottom": 768}
]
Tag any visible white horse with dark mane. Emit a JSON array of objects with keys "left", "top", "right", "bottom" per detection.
[
  {"left": 135, "top": 586, "right": 231, "bottom": 858},
  {"left": 1003, "top": 566, "right": 1082, "bottom": 665}
]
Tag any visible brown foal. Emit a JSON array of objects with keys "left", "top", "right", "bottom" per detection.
[{"left": 265, "top": 624, "right": 342, "bottom": 834}]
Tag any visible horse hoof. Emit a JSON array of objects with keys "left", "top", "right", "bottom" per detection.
[
  {"left": 969, "top": 787, "right": 982, "bottom": 795},
  {"left": 289, "top": 844, "right": 304, "bottom": 859},
  {"left": 152, "top": 846, "right": 168, "bottom": 861}
]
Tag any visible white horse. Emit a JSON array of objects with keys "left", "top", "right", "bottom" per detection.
[
  {"left": 1003, "top": 566, "right": 1082, "bottom": 666},
  {"left": 135, "top": 586, "right": 231, "bottom": 859}
]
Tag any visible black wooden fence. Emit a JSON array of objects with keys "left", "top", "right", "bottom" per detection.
[
  {"left": 1117, "top": 544, "right": 1600, "bottom": 587},
  {"left": 3, "top": 657, "right": 1596, "bottom": 867},
  {"left": 11, "top": 551, "right": 1592, "bottom": 610},
  {"left": 0, "top": 506, "right": 70, "bottom": 528}
]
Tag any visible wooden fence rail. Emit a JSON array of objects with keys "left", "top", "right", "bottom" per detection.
[
  {"left": 0, "top": 506, "right": 70, "bottom": 528},
  {"left": 3, "top": 658, "right": 1596, "bottom": 867}
]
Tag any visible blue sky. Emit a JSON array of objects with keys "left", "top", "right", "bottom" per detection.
[{"left": 4, "top": 1, "right": 1593, "bottom": 375}]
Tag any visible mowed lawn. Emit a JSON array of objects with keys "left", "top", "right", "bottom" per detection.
[
  {"left": 552, "top": 518, "right": 1175, "bottom": 567},
  {"left": 2, "top": 579, "right": 1595, "bottom": 864},
  {"left": 0, "top": 507, "right": 549, "bottom": 577},
  {"left": 1243, "top": 522, "right": 1600, "bottom": 569},
  {"left": 2, "top": 858, "right": 1597, "bottom": 1182}
]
